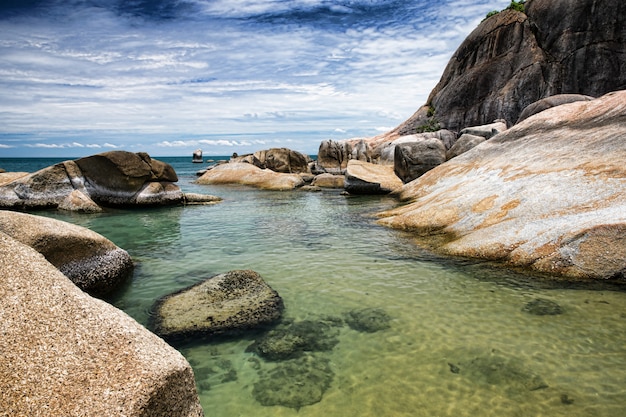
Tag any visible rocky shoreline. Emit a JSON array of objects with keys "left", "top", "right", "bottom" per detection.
[{"left": 1, "top": 0, "right": 624, "bottom": 414}]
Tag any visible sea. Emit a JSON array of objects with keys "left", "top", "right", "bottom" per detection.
[{"left": 2, "top": 156, "right": 626, "bottom": 417}]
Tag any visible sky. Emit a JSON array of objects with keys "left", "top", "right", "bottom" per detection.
[{"left": 0, "top": 0, "right": 510, "bottom": 158}]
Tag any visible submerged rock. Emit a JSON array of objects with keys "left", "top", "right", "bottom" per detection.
[
  {"left": 522, "top": 298, "right": 563, "bottom": 316},
  {"left": 252, "top": 354, "right": 334, "bottom": 410},
  {"left": 248, "top": 317, "right": 342, "bottom": 361},
  {"left": 450, "top": 352, "right": 549, "bottom": 393},
  {"left": 151, "top": 270, "right": 284, "bottom": 344},
  {"left": 344, "top": 307, "right": 392, "bottom": 333}
]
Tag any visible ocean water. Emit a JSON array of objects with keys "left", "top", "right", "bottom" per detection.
[{"left": 3, "top": 156, "right": 626, "bottom": 417}]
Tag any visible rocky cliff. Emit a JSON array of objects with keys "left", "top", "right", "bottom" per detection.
[{"left": 387, "top": 0, "right": 626, "bottom": 137}]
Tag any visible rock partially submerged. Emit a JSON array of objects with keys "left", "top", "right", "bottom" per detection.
[
  {"left": 0, "top": 232, "right": 203, "bottom": 417},
  {"left": 0, "top": 151, "right": 220, "bottom": 211},
  {"left": 344, "top": 160, "right": 403, "bottom": 195},
  {"left": 195, "top": 162, "right": 305, "bottom": 190},
  {"left": 0, "top": 211, "right": 133, "bottom": 297},
  {"left": 151, "top": 270, "right": 284, "bottom": 344},
  {"left": 378, "top": 91, "right": 626, "bottom": 282}
]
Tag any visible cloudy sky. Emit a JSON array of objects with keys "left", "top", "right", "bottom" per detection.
[{"left": 0, "top": 0, "right": 509, "bottom": 157}]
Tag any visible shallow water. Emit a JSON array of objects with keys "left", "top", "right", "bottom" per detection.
[{"left": 21, "top": 157, "right": 626, "bottom": 417}]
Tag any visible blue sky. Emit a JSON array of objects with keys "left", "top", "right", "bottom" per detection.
[{"left": 0, "top": 0, "right": 509, "bottom": 157}]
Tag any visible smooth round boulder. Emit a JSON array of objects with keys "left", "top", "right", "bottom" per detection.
[
  {"left": 151, "top": 270, "right": 284, "bottom": 344},
  {"left": 0, "top": 211, "right": 133, "bottom": 297}
]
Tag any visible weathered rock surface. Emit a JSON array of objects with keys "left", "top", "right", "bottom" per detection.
[
  {"left": 377, "top": 91, "right": 626, "bottom": 281},
  {"left": 151, "top": 270, "right": 284, "bottom": 343},
  {"left": 459, "top": 120, "right": 508, "bottom": 140},
  {"left": 196, "top": 162, "right": 305, "bottom": 190},
  {"left": 316, "top": 140, "right": 353, "bottom": 174},
  {"left": 0, "top": 232, "right": 203, "bottom": 417},
  {"left": 311, "top": 173, "right": 345, "bottom": 188},
  {"left": 253, "top": 148, "right": 310, "bottom": 174},
  {"left": 0, "top": 151, "right": 212, "bottom": 211},
  {"left": 344, "top": 160, "right": 403, "bottom": 195},
  {"left": 0, "top": 211, "right": 133, "bottom": 297},
  {"left": 375, "top": 130, "right": 457, "bottom": 165},
  {"left": 182, "top": 192, "right": 223, "bottom": 205},
  {"left": 517, "top": 94, "right": 595, "bottom": 123},
  {"left": 383, "top": 0, "right": 626, "bottom": 137},
  {"left": 446, "top": 134, "right": 486, "bottom": 160},
  {"left": 394, "top": 138, "right": 447, "bottom": 183}
]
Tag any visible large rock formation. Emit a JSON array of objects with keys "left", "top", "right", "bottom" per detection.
[
  {"left": 0, "top": 232, "right": 204, "bottom": 417},
  {"left": 377, "top": 91, "right": 626, "bottom": 281},
  {"left": 386, "top": 0, "right": 626, "bottom": 137},
  {"left": 0, "top": 211, "right": 133, "bottom": 298},
  {"left": 151, "top": 270, "right": 284, "bottom": 344},
  {"left": 195, "top": 162, "right": 305, "bottom": 190},
  {"left": 0, "top": 151, "right": 215, "bottom": 211}
]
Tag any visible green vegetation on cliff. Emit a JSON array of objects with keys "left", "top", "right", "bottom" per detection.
[{"left": 486, "top": 0, "right": 525, "bottom": 19}]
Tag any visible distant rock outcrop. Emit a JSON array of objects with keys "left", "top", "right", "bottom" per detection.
[
  {"left": 0, "top": 151, "right": 219, "bottom": 211},
  {"left": 377, "top": 91, "right": 626, "bottom": 281},
  {"left": 232, "top": 148, "right": 310, "bottom": 174},
  {"left": 385, "top": 0, "right": 626, "bottom": 136},
  {"left": 0, "top": 232, "right": 203, "bottom": 417},
  {"left": 196, "top": 162, "right": 305, "bottom": 190},
  {"left": 0, "top": 211, "right": 133, "bottom": 298}
]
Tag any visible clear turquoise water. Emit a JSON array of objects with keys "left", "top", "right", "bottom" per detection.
[{"left": 5, "top": 157, "right": 626, "bottom": 417}]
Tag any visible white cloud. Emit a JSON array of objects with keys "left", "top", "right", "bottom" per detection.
[{"left": 0, "top": 0, "right": 512, "bottom": 156}]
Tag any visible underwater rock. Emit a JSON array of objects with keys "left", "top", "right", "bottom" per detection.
[
  {"left": 344, "top": 307, "right": 392, "bottom": 333},
  {"left": 252, "top": 354, "right": 334, "bottom": 410},
  {"left": 248, "top": 317, "right": 342, "bottom": 361},
  {"left": 522, "top": 298, "right": 563, "bottom": 316},
  {"left": 450, "top": 352, "right": 549, "bottom": 392},
  {"left": 151, "top": 270, "right": 284, "bottom": 344}
]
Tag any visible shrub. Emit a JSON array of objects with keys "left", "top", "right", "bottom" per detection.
[{"left": 485, "top": 0, "right": 525, "bottom": 19}]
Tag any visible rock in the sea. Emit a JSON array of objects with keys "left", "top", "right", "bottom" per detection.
[
  {"left": 344, "top": 160, "right": 403, "bottom": 195},
  {"left": 182, "top": 192, "right": 222, "bottom": 205},
  {"left": 253, "top": 148, "right": 310, "bottom": 174},
  {"left": 195, "top": 162, "right": 305, "bottom": 190},
  {"left": 248, "top": 317, "right": 342, "bottom": 361},
  {"left": 0, "top": 151, "right": 186, "bottom": 210},
  {"left": 450, "top": 351, "right": 548, "bottom": 393},
  {"left": 394, "top": 138, "right": 447, "bottom": 183},
  {"left": 378, "top": 91, "right": 626, "bottom": 282},
  {"left": 0, "top": 232, "right": 203, "bottom": 417},
  {"left": 311, "top": 173, "right": 345, "bottom": 188},
  {"left": 252, "top": 354, "right": 334, "bottom": 410},
  {"left": 522, "top": 298, "right": 563, "bottom": 316},
  {"left": 151, "top": 270, "right": 284, "bottom": 343},
  {"left": 58, "top": 189, "right": 103, "bottom": 213},
  {"left": 0, "top": 211, "right": 133, "bottom": 297},
  {"left": 344, "top": 307, "right": 392, "bottom": 333}
]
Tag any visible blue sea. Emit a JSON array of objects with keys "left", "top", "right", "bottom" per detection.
[{"left": 2, "top": 156, "right": 626, "bottom": 417}]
